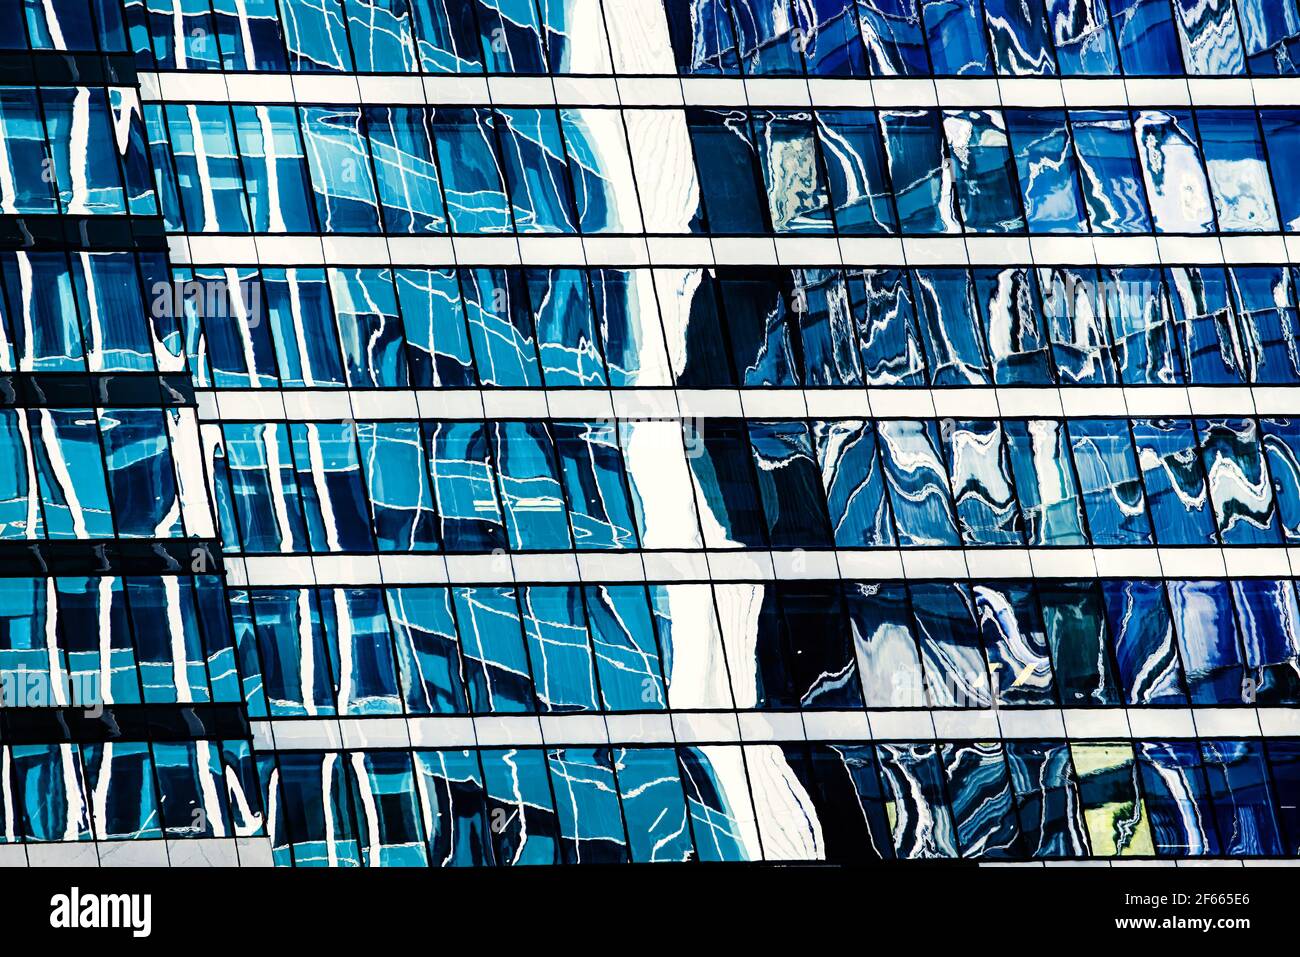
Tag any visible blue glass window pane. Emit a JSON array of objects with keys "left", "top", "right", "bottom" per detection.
[
  {"left": 32, "top": 410, "right": 114, "bottom": 539},
  {"left": 1072, "top": 741, "right": 1154, "bottom": 856},
  {"left": 909, "top": 581, "right": 991, "bottom": 707},
  {"left": 109, "top": 89, "right": 158, "bottom": 216},
  {"left": 584, "top": 585, "right": 666, "bottom": 711},
  {"left": 0, "top": 414, "right": 43, "bottom": 538},
  {"left": 1066, "top": 417, "right": 1153, "bottom": 544},
  {"left": 491, "top": 420, "right": 571, "bottom": 550},
  {"left": 412, "top": 750, "right": 490, "bottom": 865},
  {"left": 1196, "top": 416, "right": 1281, "bottom": 544},
  {"left": 0, "top": 89, "right": 58, "bottom": 214},
  {"left": 357, "top": 421, "right": 440, "bottom": 552},
  {"left": 43, "top": 87, "right": 127, "bottom": 215},
  {"left": 425, "top": 421, "right": 507, "bottom": 551},
  {"left": 320, "top": 587, "right": 402, "bottom": 715},
  {"left": 804, "top": 0, "right": 870, "bottom": 76},
  {"left": 429, "top": 108, "right": 511, "bottom": 232},
  {"left": 1167, "top": 579, "right": 1246, "bottom": 705},
  {"left": 224, "top": 422, "right": 310, "bottom": 553},
  {"left": 344, "top": 0, "right": 419, "bottom": 72},
  {"left": 348, "top": 751, "right": 428, "bottom": 866},
  {"left": 70, "top": 251, "right": 153, "bottom": 372},
  {"left": 289, "top": 421, "right": 375, "bottom": 552},
  {"left": 1069, "top": 109, "right": 1150, "bottom": 233},
  {"left": 1107, "top": 0, "right": 1183, "bottom": 74},
  {"left": 1105, "top": 266, "right": 1180, "bottom": 384},
  {"left": 212, "top": 0, "right": 290, "bottom": 70},
  {"left": 1261, "top": 417, "right": 1300, "bottom": 542},
  {"left": 1261, "top": 110, "right": 1300, "bottom": 231},
  {"left": 1039, "top": 266, "right": 1117, "bottom": 383},
  {"left": 100, "top": 409, "right": 181, "bottom": 538},
  {"left": 678, "top": 745, "right": 760, "bottom": 861},
  {"left": 591, "top": 268, "right": 671, "bottom": 387},
  {"left": 275, "top": 752, "right": 361, "bottom": 866},
  {"left": 495, "top": 108, "right": 577, "bottom": 233},
  {"left": 945, "top": 108, "right": 1026, "bottom": 232},
  {"left": 479, "top": 748, "right": 560, "bottom": 864},
  {"left": 851, "top": 268, "right": 927, "bottom": 385},
  {"left": 1131, "top": 417, "right": 1216, "bottom": 544},
  {"left": 880, "top": 109, "right": 961, "bottom": 233},
  {"left": 816, "top": 109, "right": 896, "bottom": 234},
  {"left": 912, "top": 269, "right": 992, "bottom": 385},
  {"left": 262, "top": 267, "right": 345, "bottom": 387},
  {"left": 717, "top": 270, "right": 799, "bottom": 385},
  {"left": 388, "top": 587, "right": 468, "bottom": 713},
  {"left": 843, "top": 582, "right": 923, "bottom": 707},
  {"left": 1232, "top": 579, "right": 1300, "bottom": 705},
  {"left": 301, "top": 107, "right": 382, "bottom": 233},
  {"left": 475, "top": 0, "right": 548, "bottom": 72},
  {"left": 1171, "top": 0, "right": 1244, "bottom": 75},
  {"left": 984, "top": 0, "right": 1055, "bottom": 75},
  {"left": 942, "top": 419, "right": 1023, "bottom": 545},
  {"left": 614, "top": 747, "right": 694, "bottom": 862},
  {"left": 1135, "top": 741, "right": 1219, "bottom": 857},
  {"left": 1005, "top": 109, "right": 1087, "bottom": 233},
  {"left": 144, "top": 103, "right": 184, "bottom": 231},
  {"left": 82, "top": 742, "right": 161, "bottom": 840},
  {"left": 454, "top": 587, "right": 536, "bottom": 712},
  {"left": 813, "top": 419, "right": 896, "bottom": 547},
  {"left": 153, "top": 740, "right": 230, "bottom": 837},
  {"left": 249, "top": 588, "right": 335, "bottom": 715},
  {"left": 408, "top": 0, "right": 483, "bottom": 72},
  {"left": 552, "top": 421, "right": 636, "bottom": 550},
  {"left": 1196, "top": 110, "right": 1278, "bottom": 232},
  {"left": 688, "top": 420, "right": 767, "bottom": 548},
  {"left": 366, "top": 106, "right": 447, "bottom": 234},
  {"left": 730, "top": 0, "right": 805, "bottom": 74},
  {"left": 195, "top": 576, "right": 242, "bottom": 704},
  {"left": 663, "top": 0, "right": 742, "bottom": 74},
  {"left": 751, "top": 110, "right": 834, "bottom": 233},
  {"left": 1234, "top": 267, "right": 1300, "bottom": 384},
  {"left": 921, "top": 0, "right": 992, "bottom": 74},
  {"left": 559, "top": 108, "right": 642, "bottom": 233},
  {"left": 280, "top": 0, "right": 354, "bottom": 70},
  {"left": 11, "top": 744, "right": 92, "bottom": 842},
  {"left": 1201, "top": 740, "right": 1283, "bottom": 857},
  {"left": 1038, "top": 582, "right": 1121, "bottom": 706},
  {"left": 876, "top": 742, "right": 959, "bottom": 857},
  {"left": 1045, "top": 0, "right": 1119, "bottom": 74},
  {"left": 185, "top": 267, "right": 277, "bottom": 388},
  {"left": 395, "top": 268, "right": 476, "bottom": 387},
  {"left": 1004, "top": 740, "right": 1088, "bottom": 857},
  {"left": 686, "top": 109, "right": 769, "bottom": 233},
  {"left": 328, "top": 267, "right": 410, "bottom": 387},
  {"left": 877, "top": 419, "right": 961, "bottom": 546},
  {"left": 55, "top": 576, "right": 138, "bottom": 704},
  {"left": 857, "top": 0, "right": 929, "bottom": 74},
  {"left": 519, "top": 585, "right": 597, "bottom": 712},
  {"left": 654, "top": 268, "right": 733, "bottom": 386},
  {"left": 972, "top": 267, "right": 1054, "bottom": 384},
  {"left": 795, "top": 269, "right": 860, "bottom": 385},
  {"left": 1166, "top": 266, "right": 1245, "bottom": 384},
  {"left": 460, "top": 268, "right": 541, "bottom": 386},
  {"left": 1101, "top": 579, "right": 1187, "bottom": 705},
  {"left": 0, "top": 252, "right": 81, "bottom": 371},
  {"left": 781, "top": 583, "right": 863, "bottom": 707},
  {"left": 1236, "top": 0, "right": 1300, "bottom": 75},
  {"left": 1134, "top": 109, "right": 1214, "bottom": 233},
  {"left": 526, "top": 268, "right": 605, "bottom": 386},
  {"left": 539, "top": 0, "right": 614, "bottom": 72},
  {"left": 942, "top": 742, "right": 1021, "bottom": 859},
  {"left": 748, "top": 420, "right": 833, "bottom": 548}
]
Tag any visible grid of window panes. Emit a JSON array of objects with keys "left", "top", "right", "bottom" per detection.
[
  {"left": 141, "top": 104, "right": 1300, "bottom": 236},
  {"left": 251, "top": 739, "right": 1300, "bottom": 864},
  {"left": 203, "top": 415, "right": 1300, "bottom": 554},
  {"left": 173, "top": 264, "right": 1300, "bottom": 390},
  {"left": 120, "top": 0, "right": 1300, "bottom": 78}
]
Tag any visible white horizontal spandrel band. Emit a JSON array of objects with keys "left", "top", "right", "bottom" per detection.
[
  {"left": 246, "top": 706, "right": 1295, "bottom": 752},
  {"left": 136, "top": 72, "right": 1300, "bottom": 110},
  {"left": 164, "top": 233, "right": 1300, "bottom": 269},
  {"left": 195, "top": 385, "right": 1293, "bottom": 423},
  {"left": 221, "top": 546, "right": 1300, "bottom": 588},
  {"left": 0, "top": 838, "right": 276, "bottom": 868}
]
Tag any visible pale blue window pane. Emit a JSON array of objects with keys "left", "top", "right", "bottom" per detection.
[
  {"left": 547, "top": 748, "right": 627, "bottom": 863},
  {"left": 388, "top": 587, "right": 469, "bottom": 714},
  {"left": 0, "top": 253, "right": 84, "bottom": 372},
  {"left": 0, "top": 413, "right": 44, "bottom": 539},
  {"left": 166, "top": 103, "right": 251, "bottom": 232},
  {"left": 357, "top": 421, "right": 439, "bottom": 552},
  {"left": 480, "top": 748, "right": 559, "bottom": 864},
  {"left": 495, "top": 108, "right": 577, "bottom": 233},
  {"left": 344, "top": 0, "right": 419, "bottom": 71},
  {"left": 280, "top": 0, "right": 354, "bottom": 70},
  {"left": 1134, "top": 109, "right": 1214, "bottom": 233},
  {"left": 461, "top": 268, "right": 541, "bottom": 387},
  {"left": 1005, "top": 419, "right": 1088, "bottom": 546},
  {"left": 1237, "top": 0, "right": 1300, "bottom": 75},
  {"left": 560, "top": 108, "right": 642, "bottom": 233},
  {"left": 1006, "top": 109, "right": 1087, "bottom": 233},
  {"left": 431, "top": 108, "right": 512, "bottom": 233},
  {"left": 491, "top": 420, "right": 571, "bottom": 550},
  {"left": 32, "top": 410, "right": 114, "bottom": 539},
  {"left": 1197, "top": 109, "right": 1279, "bottom": 232},
  {"left": 539, "top": 0, "right": 614, "bottom": 72},
  {"left": 320, "top": 587, "right": 402, "bottom": 715},
  {"left": 526, "top": 267, "right": 606, "bottom": 386},
  {"left": 11, "top": 744, "right": 92, "bottom": 842},
  {"left": 70, "top": 251, "right": 154, "bottom": 372},
  {"left": 223, "top": 422, "right": 310, "bottom": 553},
  {"left": 552, "top": 421, "right": 637, "bottom": 550},
  {"left": 43, "top": 87, "right": 127, "bottom": 215},
  {"left": 752, "top": 110, "right": 834, "bottom": 233},
  {"left": 615, "top": 748, "right": 694, "bottom": 862},
  {"left": 0, "top": 89, "right": 58, "bottom": 214},
  {"left": 1170, "top": 0, "right": 1244, "bottom": 75},
  {"left": 1067, "top": 417, "right": 1153, "bottom": 545},
  {"left": 520, "top": 585, "right": 597, "bottom": 712},
  {"left": 584, "top": 585, "right": 666, "bottom": 711},
  {"left": 366, "top": 106, "right": 447, "bottom": 233},
  {"left": 301, "top": 107, "right": 382, "bottom": 233},
  {"left": 233, "top": 104, "right": 319, "bottom": 233},
  {"left": 348, "top": 751, "right": 427, "bottom": 866},
  {"left": 454, "top": 587, "right": 536, "bottom": 712},
  {"left": 395, "top": 268, "right": 476, "bottom": 387},
  {"left": 248, "top": 588, "right": 335, "bottom": 715},
  {"left": 942, "top": 419, "right": 1022, "bottom": 545},
  {"left": 424, "top": 421, "right": 507, "bottom": 552}
]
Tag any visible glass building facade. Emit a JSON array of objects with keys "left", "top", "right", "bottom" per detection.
[{"left": 0, "top": 0, "right": 1299, "bottom": 867}]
